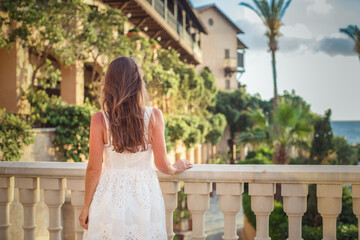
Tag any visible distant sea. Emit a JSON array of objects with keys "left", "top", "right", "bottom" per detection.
[{"left": 331, "top": 121, "right": 360, "bottom": 144}]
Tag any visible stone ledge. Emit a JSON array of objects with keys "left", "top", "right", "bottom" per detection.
[{"left": 1, "top": 162, "right": 360, "bottom": 184}]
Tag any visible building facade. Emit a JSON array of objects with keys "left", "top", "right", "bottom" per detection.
[
  {"left": 0, "top": 0, "right": 207, "bottom": 113},
  {"left": 196, "top": 4, "right": 247, "bottom": 91}
]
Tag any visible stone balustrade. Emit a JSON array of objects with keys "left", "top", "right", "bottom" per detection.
[{"left": 1, "top": 162, "right": 360, "bottom": 240}]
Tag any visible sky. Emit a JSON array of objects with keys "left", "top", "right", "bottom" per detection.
[{"left": 190, "top": 0, "right": 360, "bottom": 121}]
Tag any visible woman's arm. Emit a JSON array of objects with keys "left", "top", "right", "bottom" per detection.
[
  {"left": 151, "top": 108, "right": 193, "bottom": 174},
  {"left": 79, "top": 112, "right": 105, "bottom": 229}
]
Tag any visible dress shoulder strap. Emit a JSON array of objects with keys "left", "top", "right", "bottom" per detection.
[
  {"left": 102, "top": 111, "right": 109, "bottom": 130},
  {"left": 144, "top": 107, "right": 153, "bottom": 128},
  {"left": 102, "top": 111, "right": 111, "bottom": 146}
]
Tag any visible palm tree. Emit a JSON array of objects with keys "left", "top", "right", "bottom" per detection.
[
  {"left": 239, "top": 0, "right": 292, "bottom": 107},
  {"left": 238, "top": 97, "right": 313, "bottom": 164},
  {"left": 340, "top": 25, "right": 360, "bottom": 61}
]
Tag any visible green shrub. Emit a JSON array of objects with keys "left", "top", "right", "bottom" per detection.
[
  {"left": 0, "top": 109, "right": 34, "bottom": 161},
  {"left": 208, "top": 153, "right": 228, "bottom": 164},
  {"left": 302, "top": 225, "right": 322, "bottom": 240},
  {"left": 46, "top": 103, "right": 98, "bottom": 162},
  {"left": 238, "top": 146, "right": 274, "bottom": 164}
]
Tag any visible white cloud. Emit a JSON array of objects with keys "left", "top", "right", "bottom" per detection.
[
  {"left": 242, "top": 7, "right": 263, "bottom": 24},
  {"left": 281, "top": 23, "right": 312, "bottom": 39},
  {"left": 306, "top": 0, "right": 333, "bottom": 15}
]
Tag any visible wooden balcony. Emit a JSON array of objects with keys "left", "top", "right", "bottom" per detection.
[
  {"left": 1, "top": 162, "right": 360, "bottom": 240},
  {"left": 104, "top": 0, "right": 206, "bottom": 65}
]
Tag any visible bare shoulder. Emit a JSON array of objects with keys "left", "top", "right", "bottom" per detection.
[
  {"left": 91, "top": 112, "right": 105, "bottom": 128},
  {"left": 151, "top": 108, "right": 164, "bottom": 126}
]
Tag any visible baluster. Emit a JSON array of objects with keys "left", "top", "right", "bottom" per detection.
[
  {"left": 40, "top": 178, "right": 66, "bottom": 240},
  {"left": 217, "top": 182, "right": 244, "bottom": 240},
  {"left": 249, "top": 183, "right": 276, "bottom": 240},
  {"left": 15, "top": 177, "right": 40, "bottom": 240},
  {"left": 184, "top": 182, "right": 212, "bottom": 240},
  {"left": 282, "top": 184, "right": 308, "bottom": 240},
  {"left": 160, "top": 181, "right": 180, "bottom": 240},
  {"left": 0, "top": 177, "right": 14, "bottom": 240},
  {"left": 352, "top": 185, "right": 360, "bottom": 240},
  {"left": 317, "top": 184, "right": 342, "bottom": 240},
  {"left": 67, "top": 179, "right": 85, "bottom": 240}
]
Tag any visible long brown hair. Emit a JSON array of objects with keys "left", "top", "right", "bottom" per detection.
[{"left": 102, "top": 57, "right": 149, "bottom": 153}]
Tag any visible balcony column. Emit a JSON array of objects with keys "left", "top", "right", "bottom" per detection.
[
  {"left": 282, "top": 184, "right": 308, "bottom": 240},
  {"left": 182, "top": 9, "right": 186, "bottom": 37},
  {"left": 15, "top": 177, "right": 40, "bottom": 240},
  {"left": 217, "top": 182, "right": 243, "bottom": 240},
  {"left": 249, "top": 183, "right": 276, "bottom": 240},
  {"left": 67, "top": 179, "right": 85, "bottom": 240},
  {"left": 60, "top": 60, "right": 84, "bottom": 105},
  {"left": 40, "top": 178, "right": 66, "bottom": 240},
  {"left": 0, "top": 177, "right": 14, "bottom": 240},
  {"left": 160, "top": 181, "right": 180, "bottom": 240},
  {"left": 184, "top": 182, "right": 212, "bottom": 240},
  {"left": 353, "top": 185, "right": 360, "bottom": 240},
  {"left": 317, "top": 184, "right": 342, "bottom": 240},
  {"left": 174, "top": 0, "right": 178, "bottom": 21},
  {"left": 164, "top": 0, "right": 168, "bottom": 21}
]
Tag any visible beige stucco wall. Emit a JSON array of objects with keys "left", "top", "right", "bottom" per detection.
[
  {"left": 0, "top": 42, "right": 32, "bottom": 113},
  {"left": 196, "top": 8, "right": 239, "bottom": 91}
]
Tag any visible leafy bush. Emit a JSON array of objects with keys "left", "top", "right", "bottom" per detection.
[
  {"left": 46, "top": 103, "right": 98, "bottom": 162},
  {"left": 238, "top": 146, "right": 274, "bottom": 164},
  {"left": 0, "top": 109, "right": 34, "bottom": 161},
  {"left": 330, "top": 136, "right": 358, "bottom": 165},
  {"left": 205, "top": 113, "right": 227, "bottom": 145},
  {"left": 208, "top": 153, "right": 228, "bottom": 164}
]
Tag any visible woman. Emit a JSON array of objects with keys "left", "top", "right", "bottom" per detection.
[{"left": 79, "top": 57, "right": 193, "bottom": 239}]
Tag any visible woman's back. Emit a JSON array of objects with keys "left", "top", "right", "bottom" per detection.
[
  {"left": 83, "top": 107, "right": 168, "bottom": 240},
  {"left": 79, "top": 57, "right": 193, "bottom": 240},
  {"left": 101, "top": 107, "right": 154, "bottom": 171}
]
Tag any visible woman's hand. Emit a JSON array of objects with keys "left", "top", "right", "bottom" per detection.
[
  {"left": 172, "top": 159, "right": 194, "bottom": 174},
  {"left": 79, "top": 206, "right": 89, "bottom": 230}
]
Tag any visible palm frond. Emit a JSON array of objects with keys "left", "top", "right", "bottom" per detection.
[
  {"left": 340, "top": 25, "right": 360, "bottom": 42},
  {"left": 239, "top": 2, "right": 264, "bottom": 20},
  {"left": 279, "top": 0, "right": 292, "bottom": 19}
]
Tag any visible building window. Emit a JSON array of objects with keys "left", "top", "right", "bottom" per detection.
[
  {"left": 208, "top": 18, "right": 213, "bottom": 26},
  {"left": 225, "top": 49, "right": 230, "bottom": 59},
  {"left": 237, "top": 52, "right": 244, "bottom": 68},
  {"left": 226, "top": 79, "right": 230, "bottom": 89}
]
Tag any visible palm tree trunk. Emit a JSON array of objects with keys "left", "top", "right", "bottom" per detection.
[{"left": 271, "top": 49, "right": 278, "bottom": 107}]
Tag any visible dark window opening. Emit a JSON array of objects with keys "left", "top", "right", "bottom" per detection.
[
  {"left": 225, "top": 49, "right": 230, "bottom": 59},
  {"left": 226, "top": 79, "right": 230, "bottom": 89}
]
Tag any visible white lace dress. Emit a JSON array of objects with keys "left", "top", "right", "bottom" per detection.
[{"left": 82, "top": 107, "right": 167, "bottom": 240}]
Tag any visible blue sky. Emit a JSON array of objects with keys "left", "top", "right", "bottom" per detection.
[{"left": 191, "top": 0, "right": 360, "bottom": 120}]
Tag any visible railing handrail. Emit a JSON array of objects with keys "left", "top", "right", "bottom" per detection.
[{"left": 1, "top": 161, "right": 360, "bottom": 184}]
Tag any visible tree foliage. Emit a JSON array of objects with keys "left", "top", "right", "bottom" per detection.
[
  {"left": 0, "top": 109, "right": 34, "bottom": 161},
  {"left": 310, "top": 109, "right": 334, "bottom": 164},
  {"left": 340, "top": 25, "right": 360, "bottom": 61},
  {"left": 0, "top": 0, "right": 86, "bottom": 86},
  {"left": 238, "top": 96, "right": 313, "bottom": 164}
]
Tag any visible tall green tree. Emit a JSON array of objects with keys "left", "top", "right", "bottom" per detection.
[
  {"left": 340, "top": 25, "right": 360, "bottom": 61},
  {"left": 239, "top": 0, "right": 292, "bottom": 106},
  {"left": 310, "top": 109, "right": 334, "bottom": 164},
  {"left": 238, "top": 97, "right": 313, "bottom": 164}
]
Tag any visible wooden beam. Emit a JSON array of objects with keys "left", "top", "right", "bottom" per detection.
[
  {"left": 152, "top": 30, "right": 162, "bottom": 39},
  {"left": 120, "top": 1, "right": 129, "bottom": 11},
  {"left": 136, "top": 17, "right": 149, "bottom": 28},
  {"left": 164, "top": 39, "right": 173, "bottom": 48}
]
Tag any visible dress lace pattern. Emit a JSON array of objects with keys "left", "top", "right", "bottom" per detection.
[{"left": 82, "top": 107, "right": 167, "bottom": 240}]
